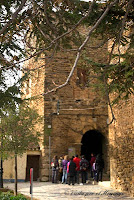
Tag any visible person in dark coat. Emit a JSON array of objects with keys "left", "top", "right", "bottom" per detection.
[
  {"left": 68, "top": 157, "right": 76, "bottom": 185},
  {"left": 58, "top": 156, "right": 63, "bottom": 182},
  {"left": 80, "top": 155, "right": 89, "bottom": 184},
  {"left": 95, "top": 154, "right": 104, "bottom": 182},
  {"left": 90, "top": 153, "right": 96, "bottom": 179}
]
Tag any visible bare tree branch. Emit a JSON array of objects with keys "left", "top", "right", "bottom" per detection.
[
  {"left": 109, "top": 0, "right": 133, "bottom": 64},
  {"left": 102, "top": 0, "right": 132, "bottom": 124},
  {"left": 0, "top": 0, "right": 96, "bottom": 71},
  {"left": 60, "top": 38, "right": 109, "bottom": 52},
  {"left": 0, "top": 0, "right": 27, "bottom": 35},
  {"left": 108, "top": 37, "right": 117, "bottom": 64},
  {"left": 43, "top": 0, "right": 58, "bottom": 35},
  {"left": 43, "top": 0, "right": 119, "bottom": 95},
  {"left": 105, "top": 0, "right": 134, "bottom": 124},
  {"left": 103, "top": 73, "right": 116, "bottom": 125},
  {"left": 117, "top": 0, "right": 133, "bottom": 64},
  {"left": 24, "top": 42, "right": 59, "bottom": 72}
]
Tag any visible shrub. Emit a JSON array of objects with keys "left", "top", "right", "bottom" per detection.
[{"left": 0, "top": 192, "right": 27, "bottom": 200}]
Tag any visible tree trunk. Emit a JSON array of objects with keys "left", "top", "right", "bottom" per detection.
[
  {"left": 14, "top": 154, "right": 17, "bottom": 196},
  {"left": 0, "top": 133, "right": 3, "bottom": 188}
]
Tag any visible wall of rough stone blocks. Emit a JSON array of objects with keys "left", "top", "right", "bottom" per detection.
[
  {"left": 50, "top": 109, "right": 109, "bottom": 168},
  {"left": 24, "top": 38, "right": 110, "bottom": 183},
  {"left": 108, "top": 28, "right": 134, "bottom": 197},
  {"left": 109, "top": 95, "right": 134, "bottom": 197},
  {"left": 43, "top": 43, "right": 110, "bottom": 181},
  {"left": 24, "top": 58, "right": 45, "bottom": 181}
]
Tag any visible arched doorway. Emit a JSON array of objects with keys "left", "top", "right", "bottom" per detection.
[{"left": 81, "top": 130, "right": 104, "bottom": 161}]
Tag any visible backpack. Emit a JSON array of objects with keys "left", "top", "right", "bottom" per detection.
[
  {"left": 80, "top": 160, "right": 88, "bottom": 171},
  {"left": 51, "top": 159, "right": 58, "bottom": 169}
]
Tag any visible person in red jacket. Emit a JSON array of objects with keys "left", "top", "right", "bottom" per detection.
[{"left": 73, "top": 154, "right": 81, "bottom": 184}]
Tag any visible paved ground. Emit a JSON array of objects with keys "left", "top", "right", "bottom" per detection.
[{"left": 4, "top": 181, "right": 134, "bottom": 200}]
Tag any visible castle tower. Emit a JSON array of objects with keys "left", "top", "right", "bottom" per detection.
[{"left": 29, "top": 40, "right": 110, "bottom": 181}]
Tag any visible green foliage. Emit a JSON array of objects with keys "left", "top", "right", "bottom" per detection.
[
  {"left": 0, "top": 103, "right": 42, "bottom": 157},
  {"left": 83, "top": 53, "right": 134, "bottom": 103},
  {"left": 0, "top": 192, "right": 27, "bottom": 200},
  {"left": 0, "top": 84, "right": 22, "bottom": 116},
  {"left": 0, "top": 0, "right": 133, "bottom": 105}
]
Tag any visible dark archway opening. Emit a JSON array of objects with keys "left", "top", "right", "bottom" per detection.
[{"left": 81, "top": 130, "right": 104, "bottom": 161}]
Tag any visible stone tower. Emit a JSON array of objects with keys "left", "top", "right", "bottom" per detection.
[{"left": 25, "top": 38, "right": 110, "bottom": 181}]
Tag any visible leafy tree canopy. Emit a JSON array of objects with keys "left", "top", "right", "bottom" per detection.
[
  {"left": 0, "top": 0, "right": 133, "bottom": 107},
  {"left": 0, "top": 103, "right": 41, "bottom": 157}
]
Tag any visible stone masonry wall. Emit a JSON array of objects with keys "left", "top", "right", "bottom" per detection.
[
  {"left": 109, "top": 95, "right": 134, "bottom": 197},
  {"left": 24, "top": 58, "right": 45, "bottom": 181},
  {"left": 25, "top": 29, "right": 134, "bottom": 198},
  {"left": 43, "top": 42, "right": 110, "bottom": 181},
  {"left": 108, "top": 29, "right": 134, "bottom": 197},
  {"left": 51, "top": 109, "right": 109, "bottom": 169},
  {"left": 25, "top": 37, "right": 110, "bottom": 182}
]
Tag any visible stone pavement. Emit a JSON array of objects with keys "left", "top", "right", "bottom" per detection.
[{"left": 4, "top": 181, "right": 134, "bottom": 200}]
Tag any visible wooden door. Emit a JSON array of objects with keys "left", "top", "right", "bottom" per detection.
[{"left": 26, "top": 155, "right": 40, "bottom": 181}]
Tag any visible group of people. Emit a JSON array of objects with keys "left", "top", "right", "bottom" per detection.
[{"left": 51, "top": 153, "right": 104, "bottom": 185}]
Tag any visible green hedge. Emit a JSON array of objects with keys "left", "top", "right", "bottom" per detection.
[{"left": 0, "top": 192, "right": 27, "bottom": 200}]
